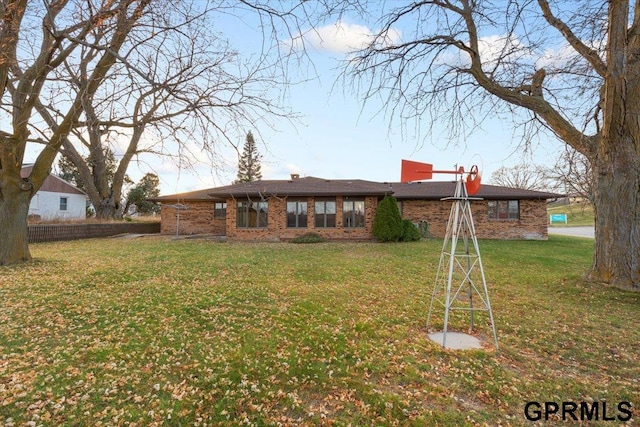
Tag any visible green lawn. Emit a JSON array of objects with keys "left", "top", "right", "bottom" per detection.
[{"left": 1, "top": 237, "right": 638, "bottom": 426}]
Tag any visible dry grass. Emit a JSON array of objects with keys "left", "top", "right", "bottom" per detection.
[{"left": 1, "top": 236, "right": 637, "bottom": 426}]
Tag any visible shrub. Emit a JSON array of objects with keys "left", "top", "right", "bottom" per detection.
[
  {"left": 373, "top": 195, "right": 404, "bottom": 242},
  {"left": 290, "top": 232, "right": 325, "bottom": 244},
  {"left": 401, "top": 219, "right": 421, "bottom": 241}
]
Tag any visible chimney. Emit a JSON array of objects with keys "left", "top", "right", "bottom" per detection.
[{"left": 290, "top": 173, "right": 300, "bottom": 180}]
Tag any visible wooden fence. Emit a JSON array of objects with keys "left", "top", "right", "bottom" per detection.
[{"left": 28, "top": 222, "right": 160, "bottom": 243}]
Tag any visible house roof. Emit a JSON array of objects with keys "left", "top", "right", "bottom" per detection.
[
  {"left": 21, "top": 165, "right": 86, "bottom": 196},
  {"left": 148, "top": 187, "right": 224, "bottom": 203},
  {"left": 391, "top": 181, "right": 562, "bottom": 200},
  {"left": 207, "top": 177, "right": 393, "bottom": 198},
  {"left": 150, "top": 176, "right": 562, "bottom": 202}
]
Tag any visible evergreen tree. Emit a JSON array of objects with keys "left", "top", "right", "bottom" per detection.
[
  {"left": 236, "top": 131, "right": 263, "bottom": 183},
  {"left": 125, "top": 173, "right": 161, "bottom": 215},
  {"left": 373, "top": 195, "right": 404, "bottom": 242},
  {"left": 57, "top": 155, "right": 85, "bottom": 190},
  {"left": 56, "top": 149, "right": 122, "bottom": 193}
]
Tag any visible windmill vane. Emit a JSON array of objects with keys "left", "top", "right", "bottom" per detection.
[{"left": 400, "top": 159, "right": 482, "bottom": 195}]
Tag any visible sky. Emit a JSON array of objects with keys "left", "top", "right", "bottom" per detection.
[{"left": 22, "top": 4, "right": 569, "bottom": 197}]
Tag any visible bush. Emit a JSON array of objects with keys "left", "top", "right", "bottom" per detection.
[
  {"left": 373, "top": 195, "right": 403, "bottom": 242},
  {"left": 401, "top": 219, "right": 421, "bottom": 241},
  {"left": 290, "top": 232, "right": 325, "bottom": 244}
]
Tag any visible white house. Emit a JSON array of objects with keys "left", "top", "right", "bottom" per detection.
[{"left": 21, "top": 165, "right": 87, "bottom": 221}]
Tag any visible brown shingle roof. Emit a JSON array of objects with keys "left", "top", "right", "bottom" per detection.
[
  {"left": 391, "top": 181, "right": 562, "bottom": 200},
  {"left": 208, "top": 177, "right": 393, "bottom": 198},
  {"left": 150, "top": 177, "right": 562, "bottom": 202},
  {"left": 148, "top": 187, "right": 224, "bottom": 202}
]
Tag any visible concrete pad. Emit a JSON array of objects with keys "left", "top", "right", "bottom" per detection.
[{"left": 428, "top": 332, "right": 483, "bottom": 350}]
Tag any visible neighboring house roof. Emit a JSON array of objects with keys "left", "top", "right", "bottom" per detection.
[
  {"left": 150, "top": 176, "right": 562, "bottom": 202},
  {"left": 208, "top": 177, "right": 393, "bottom": 198},
  {"left": 391, "top": 181, "right": 562, "bottom": 200},
  {"left": 21, "top": 164, "right": 86, "bottom": 196}
]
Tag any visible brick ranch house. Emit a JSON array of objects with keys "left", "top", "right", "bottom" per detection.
[{"left": 150, "top": 175, "right": 560, "bottom": 241}]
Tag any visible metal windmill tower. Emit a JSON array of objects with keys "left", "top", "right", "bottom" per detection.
[{"left": 401, "top": 160, "right": 498, "bottom": 350}]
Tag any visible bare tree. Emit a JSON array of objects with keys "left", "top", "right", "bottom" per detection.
[
  {"left": 0, "top": 0, "right": 306, "bottom": 264},
  {"left": 30, "top": 2, "right": 296, "bottom": 219},
  {"left": 1, "top": 0, "right": 154, "bottom": 265},
  {"left": 546, "top": 146, "right": 594, "bottom": 204},
  {"left": 339, "top": 0, "right": 639, "bottom": 289},
  {"left": 490, "top": 164, "right": 550, "bottom": 191}
]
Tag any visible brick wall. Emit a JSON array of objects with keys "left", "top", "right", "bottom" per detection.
[
  {"left": 160, "top": 201, "right": 226, "bottom": 236},
  {"left": 226, "top": 196, "right": 378, "bottom": 241},
  {"left": 401, "top": 199, "right": 549, "bottom": 240},
  {"left": 160, "top": 197, "right": 549, "bottom": 240},
  {"left": 29, "top": 222, "right": 160, "bottom": 243}
]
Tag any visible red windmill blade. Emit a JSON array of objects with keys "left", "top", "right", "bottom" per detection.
[{"left": 400, "top": 159, "right": 482, "bottom": 195}]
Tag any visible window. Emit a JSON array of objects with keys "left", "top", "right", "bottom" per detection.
[
  {"left": 237, "top": 200, "right": 268, "bottom": 228},
  {"left": 287, "top": 199, "right": 308, "bottom": 228},
  {"left": 314, "top": 198, "right": 336, "bottom": 228},
  {"left": 60, "top": 197, "right": 68, "bottom": 211},
  {"left": 343, "top": 199, "right": 365, "bottom": 228},
  {"left": 488, "top": 200, "right": 519, "bottom": 220},
  {"left": 214, "top": 202, "right": 227, "bottom": 219}
]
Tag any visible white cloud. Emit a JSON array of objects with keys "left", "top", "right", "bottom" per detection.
[
  {"left": 434, "top": 34, "right": 532, "bottom": 69},
  {"left": 478, "top": 34, "right": 530, "bottom": 64},
  {"left": 288, "top": 20, "right": 401, "bottom": 54},
  {"left": 535, "top": 43, "right": 580, "bottom": 70}
]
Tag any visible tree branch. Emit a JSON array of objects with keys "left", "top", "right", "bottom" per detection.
[{"left": 537, "top": 0, "right": 607, "bottom": 77}]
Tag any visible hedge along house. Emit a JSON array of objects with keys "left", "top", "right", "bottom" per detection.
[{"left": 150, "top": 175, "right": 561, "bottom": 240}]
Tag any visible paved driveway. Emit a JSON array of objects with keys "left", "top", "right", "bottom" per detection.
[{"left": 548, "top": 226, "right": 594, "bottom": 239}]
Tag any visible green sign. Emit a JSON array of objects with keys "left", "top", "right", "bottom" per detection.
[{"left": 549, "top": 213, "right": 567, "bottom": 224}]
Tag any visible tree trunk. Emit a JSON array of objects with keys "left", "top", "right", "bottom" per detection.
[
  {"left": 588, "top": 139, "right": 640, "bottom": 289},
  {"left": 0, "top": 182, "right": 32, "bottom": 265},
  {"left": 94, "top": 196, "right": 121, "bottom": 220}
]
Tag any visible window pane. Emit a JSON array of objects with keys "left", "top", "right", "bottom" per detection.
[
  {"left": 488, "top": 201, "right": 497, "bottom": 219},
  {"left": 343, "top": 201, "right": 353, "bottom": 227},
  {"left": 488, "top": 200, "right": 518, "bottom": 220},
  {"left": 508, "top": 200, "right": 519, "bottom": 219},
  {"left": 257, "top": 201, "right": 268, "bottom": 227},
  {"left": 246, "top": 203, "right": 256, "bottom": 227},
  {"left": 326, "top": 212, "right": 336, "bottom": 227},
  {"left": 315, "top": 200, "right": 335, "bottom": 228},
  {"left": 237, "top": 202, "right": 247, "bottom": 227},
  {"left": 314, "top": 202, "right": 325, "bottom": 227},
  {"left": 498, "top": 201, "right": 508, "bottom": 219},
  {"left": 287, "top": 202, "right": 297, "bottom": 227},
  {"left": 355, "top": 201, "right": 365, "bottom": 228},
  {"left": 343, "top": 200, "right": 364, "bottom": 228},
  {"left": 60, "top": 197, "right": 68, "bottom": 211},
  {"left": 298, "top": 202, "right": 308, "bottom": 228},
  {"left": 215, "top": 202, "right": 226, "bottom": 219}
]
